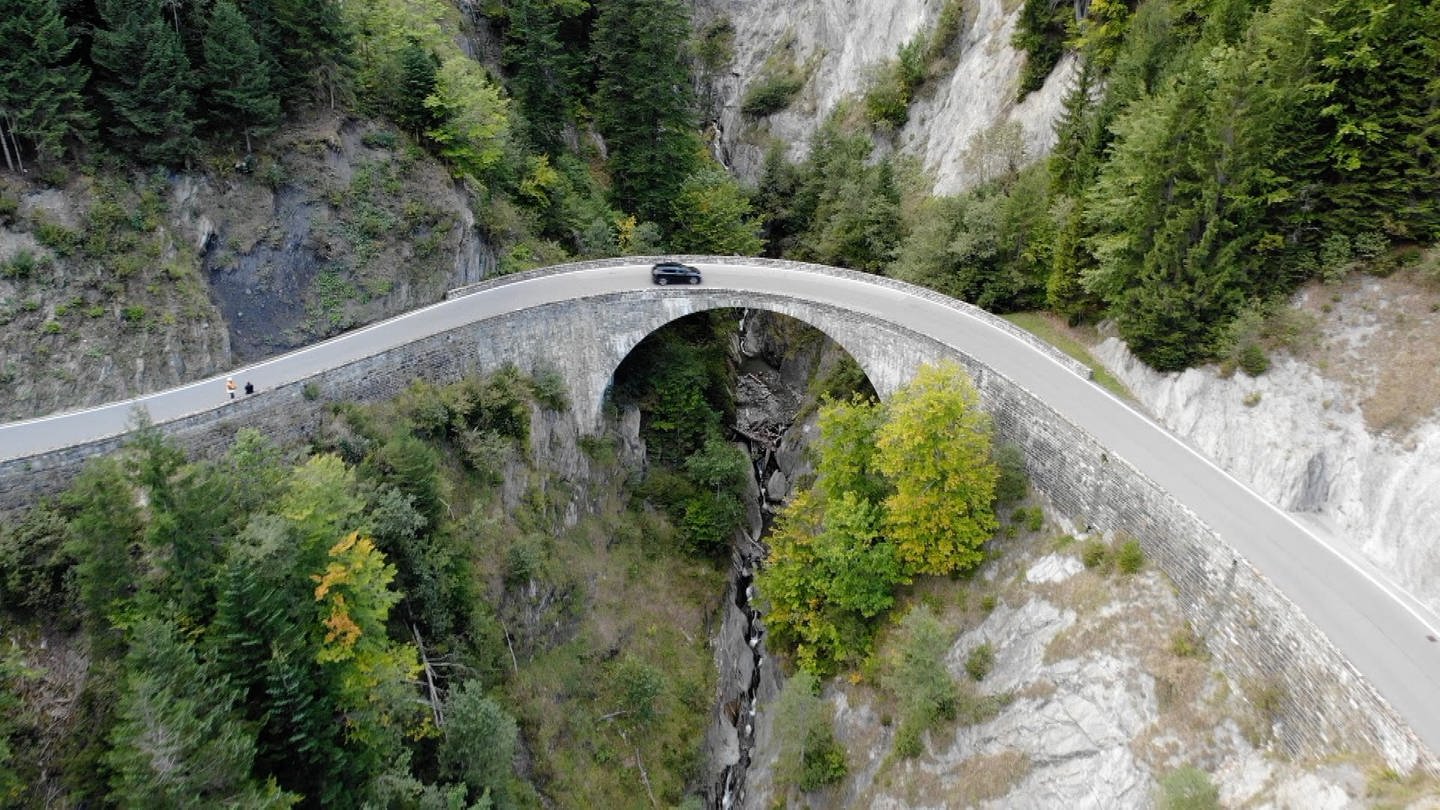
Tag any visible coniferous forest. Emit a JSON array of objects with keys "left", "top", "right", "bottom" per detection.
[{"left": 1, "top": 0, "right": 1438, "bottom": 806}]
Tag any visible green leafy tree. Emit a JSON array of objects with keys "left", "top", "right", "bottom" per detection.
[
  {"left": 203, "top": 0, "right": 280, "bottom": 152},
  {"left": 813, "top": 394, "right": 888, "bottom": 505},
  {"left": 105, "top": 618, "right": 298, "bottom": 808},
  {"left": 669, "top": 167, "right": 765, "bottom": 255},
  {"left": 592, "top": 0, "right": 700, "bottom": 226},
  {"left": 876, "top": 362, "right": 998, "bottom": 576},
  {"left": 424, "top": 55, "right": 511, "bottom": 181},
  {"left": 761, "top": 490, "right": 905, "bottom": 673},
  {"left": 679, "top": 436, "right": 750, "bottom": 554},
  {"left": 0, "top": 0, "right": 92, "bottom": 167},
  {"left": 91, "top": 0, "right": 199, "bottom": 165},
  {"left": 440, "top": 680, "right": 518, "bottom": 808},
  {"left": 311, "top": 531, "right": 423, "bottom": 767}
]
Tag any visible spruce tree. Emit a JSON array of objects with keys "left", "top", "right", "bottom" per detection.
[
  {"left": 1302, "top": 0, "right": 1440, "bottom": 239},
  {"left": 91, "top": 0, "right": 199, "bottom": 165},
  {"left": 0, "top": 0, "right": 93, "bottom": 166},
  {"left": 270, "top": 0, "right": 353, "bottom": 107},
  {"left": 592, "top": 0, "right": 700, "bottom": 227},
  {"left": 503, "top": 0, "right": 583, "bottom": 151},
  {"left": 105, "top": 618, "right": 297, "bottom": 808},
  {"left": 394, "top": 39, "right": 439, "bottom": 136},
  {"left": 203, "top": 0, "right": 279, "bottom": 153}
]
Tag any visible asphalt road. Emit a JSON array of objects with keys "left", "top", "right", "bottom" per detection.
[{"left": 3, "top": 260, "right": 1438, "bottom": 754}]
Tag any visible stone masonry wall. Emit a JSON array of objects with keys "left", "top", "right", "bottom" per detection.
[{"left": 0, "top": 259, "right": 1431, "bottom": 772}]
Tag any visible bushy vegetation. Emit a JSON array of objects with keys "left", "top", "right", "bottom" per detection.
[
  {"left": 1157, "top": 765, "right": 1219, "bottom": 810},
  {"left": 772, "top": 671, "right": 847, "bottom": 793},
  {"left": 615, "top": 313, "right": 752, "bottom": 557},
  {"left": 0, "top": 368, "right": 724, "bottom": 807},
  {"left": 759, "top": 362, "right": 999, "bottom": 674}
]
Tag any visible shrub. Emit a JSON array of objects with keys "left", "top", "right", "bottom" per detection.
[
  {"left": 1081, "top": 539, "right": 1109, "bottom": 570},
  {"left": 1319, "top": 232, "right": 1352, "bottom": 283},
  {"left": 741, "top": 73, "right": 806, "bottom": 117},
  {"left": 530, "top": 367, "right": 570, "bottom": 411},
  {"left": 1237, "top": 344, "right": 1269, "bottom": 376},
  {"left": 1352, "top": 230, "right": 1389, "bottom": 261},
  {"left": 504, "top": 535, "right": 545, "bottom": 585},
  {"left": 42, "top": 320, "right": 61, "bottom": 334},
  {"left": 1116, "top": 538, "right": 1144, "bottom": 574},
  {"left": 33, "top": 220, "right": 80, "bottom": 257},
  {"left": 1024, "top": 506, "right": 1044, "bottom": 533},
  {"left": 1169, "top": 624, "right": 1207, "bottom": 659},
  {"left": 979, "top": 594, "right": 997, "bottom": 613},
  {"left": 0, "top": 193, "right": 18, "bottom": 224},
  {"left": 120, "top": 305, "right": 145, "bottom": 324},
  {"left": 864, "top": 68, "right": 911, "bottom": 128},
  {"left": 1157, "top": 766, "right": 1219, "bottom": 810},
  {"left": 302, "top": 381, "right": 321, "bottom": 401},
  {"left": 361, "top": 130, "right": 398, "bottom": 150},
  {"left": 696, "top": 18, "right": 735, "bottom": 72},
  {"left": 965, "top": 642, "right": 995, "bottom": 681},
  {"left": 1242, "top": 390, "right": 1262, "bottom": 407},
  {"left": 0, "top": 250, "right": 40, "bottom": 280},
  {"left": 992, "top": 444, "right": 1029, "bottom": 505}
]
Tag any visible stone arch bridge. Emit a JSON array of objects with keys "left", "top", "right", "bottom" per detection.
[{"left": 0, "top": 256, "right": 1436, "bottom": 770}]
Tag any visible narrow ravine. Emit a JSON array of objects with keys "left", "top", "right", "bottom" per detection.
[{"left": 710, "top": 311, "right": 815, "bottom": 809}]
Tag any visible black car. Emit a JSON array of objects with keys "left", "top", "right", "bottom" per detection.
[{"left": 651, "top": 261, "right": 702, "bottom": 285}]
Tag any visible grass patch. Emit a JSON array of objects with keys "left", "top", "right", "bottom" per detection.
[{"left": 1002, "top": 312, "right": 1133, "bottom": 399}]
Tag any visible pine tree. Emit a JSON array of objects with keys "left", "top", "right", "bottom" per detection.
[
  {"left": 0, "top": 0, "right": 93, "bottom": 167},
  {"left": 91, "top": 0, "right": 199, "bottom": 166},
  {"left": 592, "top": 0, "right": 700, "bottom": 227},
  {"left": 203, "top": 0, "right": 280, "bottom": 153},
  {"left": 439, "top": 681, "right": 517, "bottom": 808}
]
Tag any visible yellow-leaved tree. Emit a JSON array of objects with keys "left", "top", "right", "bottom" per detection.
[
  {"left": 875, "top": 361, "right": 998, "bottom": 576},
  {"left": 312, "top": 530, "right": 424, "bottom": 749}
]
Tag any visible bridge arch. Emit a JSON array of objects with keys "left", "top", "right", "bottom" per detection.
[{"left": 570, "top": 292, "right": 948, "bottom": 431}]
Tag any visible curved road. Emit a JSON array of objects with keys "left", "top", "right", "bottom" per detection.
[{"left": 3, "top": 260, "right": 1439, "bottom": 755}]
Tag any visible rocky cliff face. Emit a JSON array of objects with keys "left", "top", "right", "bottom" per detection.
[
  {"left": 0, "top": 112, "right": 493, "bottom": 421},
  {"left": 695, "top": 0, "right": 1077, "bottom": 193}
]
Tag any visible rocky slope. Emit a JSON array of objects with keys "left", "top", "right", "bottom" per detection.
[
  {"left": 0, "top": 112, "right": 492, "bottom": 420},
  {"left": 695, "top": 0, "right": 1077, "bottom": 192},
  {"left": 1093, "top": 272, "right": 1440, "bottom": 620}
]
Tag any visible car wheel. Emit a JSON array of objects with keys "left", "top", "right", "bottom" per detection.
[
  {"left": 689, "top": 276, "right": 700, "bottom": 285},
  {"left": 656, "top": 277, "right": 668, "bottom": 285}
]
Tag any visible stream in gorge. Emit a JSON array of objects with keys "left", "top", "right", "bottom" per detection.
[{"left": 707, "top": 311, "right": 828, "bottom": 809}]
